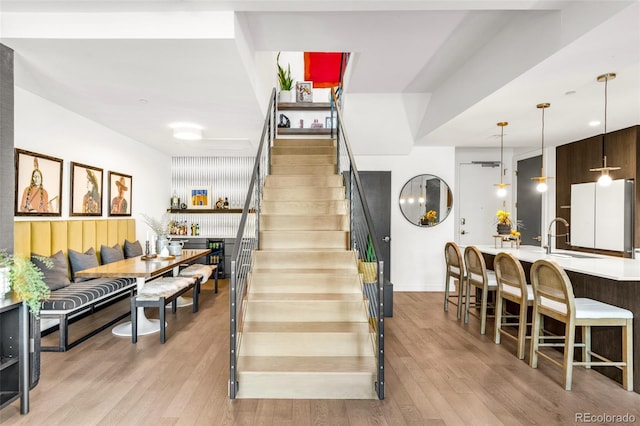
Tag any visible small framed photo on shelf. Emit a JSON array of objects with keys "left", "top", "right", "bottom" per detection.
[
  {"left": 296, "top": 81, "right": 313, "bottom": 103},
  {"left": 188, "top": 186, "right": 212, "bottom": 209},
  {"left": 15, "top": 148, "right": 63, "bottom": 216},
  {"left": 325, "top": 115, "right": 337, "bottom": 129},
  {"left": 108, "top": 171, "right": 132, "bottom": 216},
  {"left": 70, "top": 162, "right": 103, "bottom": 216}
]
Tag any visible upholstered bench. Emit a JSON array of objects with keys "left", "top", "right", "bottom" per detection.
[
  {"left": 179, "top": 264, "right": 218, "bottom": 293},
  {"left": 40, "top": 277, "right": 137, "bottom": 351},
  {"left": 131, "top": 275, "right": 202, "bottom": 344}
]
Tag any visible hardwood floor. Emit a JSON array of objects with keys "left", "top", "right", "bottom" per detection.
[{"left": 2, "top": 280, "right": 640, "bottom": 425}]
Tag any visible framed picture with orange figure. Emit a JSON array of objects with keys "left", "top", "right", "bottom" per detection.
[
  {"left": 108, "top": 171, "right": 132, "bottom": 216},
  {"left": 15, "top": 148, "right": 63, "bottom": 216},
  {"left": 70, "top": 162, "right": 103, "bottom": 216}
]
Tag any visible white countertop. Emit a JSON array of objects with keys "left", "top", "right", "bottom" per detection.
[{"left": 476, "top": 245, "right": 640, "bottom": 281}]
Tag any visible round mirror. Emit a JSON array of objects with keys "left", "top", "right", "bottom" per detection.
[{"left": 399, "top": 174, "right": 452, "bottom": 227}]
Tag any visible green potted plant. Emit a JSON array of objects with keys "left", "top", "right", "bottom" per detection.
[
  {"left": 358, "top": 235, "right": 378, "bottom": 283},
  {"left": 0, "top": 250, "right": 51, "bottom": 317},
  {"left": 277, "top": 52, "right": 294, "bottom": 103}
]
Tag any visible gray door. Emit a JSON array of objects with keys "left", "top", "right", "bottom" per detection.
[
  {"left": 359, "top": 171, "right": 391, "bottom": 282},
  {"left": 517, "top": 156, "right": 542, "bottom": 246}
]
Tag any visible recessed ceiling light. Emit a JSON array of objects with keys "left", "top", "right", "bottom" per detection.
[
  {"left": 170, "top": 122, "right": 203, "bottom": 140},
  {"left": 589, "top": 120, "right": 601, "bottom": 127}
]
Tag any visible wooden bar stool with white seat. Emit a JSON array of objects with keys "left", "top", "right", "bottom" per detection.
[
  {"left": 463, "top": 245, "right": 497, "bottom": 335},
  {"left": 529, "top": 259, "right": 633, "bottom": 391},
  {"left": 443, "top": 241, "right": 466, "bottom": 320},
  {"left": 493, "top": 252, "right": 534, "bottom": 359}
]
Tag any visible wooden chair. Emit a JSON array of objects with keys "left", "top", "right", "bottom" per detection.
[
  {"left": 493, "top": 252, "right": 533, "bottom": 359},
  {"left": 529, "top": 259, "right": 633, "bottom": 391},
  {"left": 443, "top": 242, "right": 465, "bottom": 320},
  {"left": 463, "top": 246, "right": 497, "bottom": 335}
]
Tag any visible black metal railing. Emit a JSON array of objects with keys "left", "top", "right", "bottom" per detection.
[
  {"left": 228, "top": 88, "right": 276, "bottom": 399},
  {"left": 331, "top": 87, "right": 385, "bottom": 400}
]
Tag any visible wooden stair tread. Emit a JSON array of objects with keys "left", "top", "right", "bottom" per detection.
[
  {"left": 252, "top": 268, "right": 359, "bottom": 275},
  {"left": 237, "top": 356, "right": 376, "bottom": 373},
  {"left": 247, "top": 293, "right": 363, "bottom": 301},
  {"left": 242, "top": 321, "right": 371, "bottom": 333}
]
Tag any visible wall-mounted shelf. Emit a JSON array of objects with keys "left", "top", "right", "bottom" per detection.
[
  {"left": 167, "top": 209, "right": 244, "bottom": 214},
  {"left": 277, "top": 128, "right": 332, "bottom": 136},
  {"left": 278, "top": 102, "right": 331, "bottom": 111}
]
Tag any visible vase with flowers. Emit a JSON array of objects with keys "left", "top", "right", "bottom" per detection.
[
  {"left": 421, "top": 210, "right": 438, "bottom": 226},
  {"left": 496, "top": 209, "right": 512, "bottom": 235},
  {"left": 141, "top": 213, "right": 172, "bottom": 254}
]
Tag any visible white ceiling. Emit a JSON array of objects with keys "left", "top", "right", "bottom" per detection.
[{"left": 1, "top": 0, "right": 638, "bottom": 156}]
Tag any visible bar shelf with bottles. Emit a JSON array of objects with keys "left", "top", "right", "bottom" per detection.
[{"left": 208, "top": 239, "right": 225, "bottom": 278}]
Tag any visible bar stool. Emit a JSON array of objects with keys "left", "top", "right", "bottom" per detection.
[
  {"left": 529, "top": 259, "right": 633, "bottom": 391},
  {"left": 463, "top": 246, "right": 497, "bottom": 335},
  {"left": 493, "top": 252, "right": 533, "bottom": 359},
  {"left": 443, "top": 242, "right": 465, "bottom": 320}
]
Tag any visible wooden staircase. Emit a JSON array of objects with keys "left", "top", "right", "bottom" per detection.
[{"left": 235, "top": 138, "right": 378, "bottom": 399}]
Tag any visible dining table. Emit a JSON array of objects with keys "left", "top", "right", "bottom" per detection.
[{"left": 74, "top": 248, "right": 211, "bottom": 337}]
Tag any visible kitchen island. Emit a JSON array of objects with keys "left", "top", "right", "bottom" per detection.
[{"left": 476, "top": 244, "right": 640, "bottom": 393}]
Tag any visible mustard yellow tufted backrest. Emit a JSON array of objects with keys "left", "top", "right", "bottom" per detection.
[{"left": 14, "top": 219, "right": 136, "bottom": 263}]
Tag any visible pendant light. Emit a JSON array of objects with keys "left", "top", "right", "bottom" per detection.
[
  {"left": 494, "top": 121, "right": 509, "bottom": 197},
  {"left": 531, "top": 103, "right": 553, "bottom": 192},
  {"left": 589, "top": 72, "right": 620, "bottom": 186},
  {"left": 418, "top": 181, "right": 425, "bottom": 205}
]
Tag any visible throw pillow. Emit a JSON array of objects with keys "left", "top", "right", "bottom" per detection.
[
  {"left": 100, "top": 244, "right": 124, "bottom": 265},
  {"left": 124, "top": 239, "right": 143, "bottom": 258},
  {"left": 68, "top": 247, "right": 99, "bottom": 282},
  {"left": 31, "top": 250, "right": 71, "bottom": 291}
]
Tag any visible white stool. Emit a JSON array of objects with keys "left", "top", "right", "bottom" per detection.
[
  {"left": 494, "top": 252, "right": 534, "bottom": 359},
  {"left": 463, "top": 245, "right": 497, "bottom": 335},
  {"left": 443, "top": 242, "right": 466, "bottom": 320},
  {"left": 530, "top": 259, "right": 633, "bottom": 391}
]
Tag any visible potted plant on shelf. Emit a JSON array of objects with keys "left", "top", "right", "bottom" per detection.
[
  {"left": 358, "top": 235, "right": 378, "bottom": 283},
  {"left": 0, "top": 250, "right": 51, "bottom": 317},
  {"left": 276, "top": 52, "right": 294, "bottom": 103}
]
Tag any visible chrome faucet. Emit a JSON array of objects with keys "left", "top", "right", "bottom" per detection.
[{"left": 546, "top": 217, "right": 570, "bottom": 254}]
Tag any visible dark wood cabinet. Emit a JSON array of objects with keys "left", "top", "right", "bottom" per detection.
[{"left": 555, "top": 125, "right": 640, "bottom": 253}]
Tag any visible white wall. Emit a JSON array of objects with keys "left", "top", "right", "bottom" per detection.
[
  {"left": 356, "top": 146, "right": 455, "bottom": 291},
  {"left": 14, "top": 88, "right": 171, "bottom": 243}
]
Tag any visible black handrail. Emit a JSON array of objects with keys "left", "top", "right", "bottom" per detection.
[
  {"left": 228, "top": 87, "right": 276, "bottom": 399},
  {"left": 330, "top": 87, "right": 385, "bottom": 400}
]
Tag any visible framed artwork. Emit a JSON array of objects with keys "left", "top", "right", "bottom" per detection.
[
  {"left": 296, "top": 81, "right": 313, "bottom": 103},
  {"left": 108, "top": 171, "right": 132, "bottom": 216},
  {"left": 15, "top": 148, "right": 63, "bottom": 216},
  {"left": 325, "top": 116, "right": 337, "bottom": 129},
  {"left": 70, "top": 162, "right": 103, "bottom": 216},
  {"left": 188, "top": 186, "right": 212, "bottom": 209}
]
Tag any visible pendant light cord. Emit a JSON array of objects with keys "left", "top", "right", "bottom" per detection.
[
  {"left": 602, "top": 75, "right": 608, "bottom": 167},
  {"left": 500, "top": 125, "right": 504, "bottom": 184},
  {"left": 540, "top": 106, "right": 545, "bottom": 174}
]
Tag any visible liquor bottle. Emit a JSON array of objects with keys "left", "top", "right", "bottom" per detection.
[{"left": 224, "top": 197, "right": 229, "bottom": 209}]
